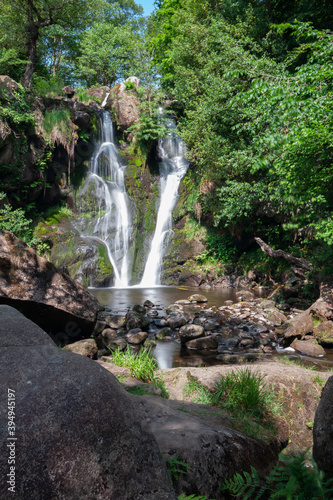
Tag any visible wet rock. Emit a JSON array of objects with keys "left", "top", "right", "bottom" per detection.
[
  {"left": 179, "top": 324, "right": 205, "bottom": 342},
  {"left": 63, "top": 338, "right": 98, "bottom": 359},
  {"left": 0, "top": 231, "right": 99, "bottom": 338},
  {"left": 175, "top": 299, "right": 191, "bottom": 305},
  {"left": 166, "top": 314, "right": 188, "bottom": 329},
  {"left": 0, "top": 307, "right": 176, "bottom": 500},
  {"left": 235, "top": 290, "right": 254, "bottom": 300},
  {"left": 93, "top": 320, "right": 107, "bottom": 336},
  {"left": 313, "top": 375, "right": 333, "bottom": 478},
  {"left": 101, "top": 327, "right": 118, "bottom": 343},
  {"left": 105, "top": 315, "right": 126, "bottom": 329},
  {"left": 144, "top": 299, "right": 155, "bottom": 308},
  {"left": 157, "top": 327, "right": 171, "bottom": 340},
  {"left": 188, "top": 294, "right": 208, "bottom": 303},
  {"left": 166, "top": 304, "right": 183, "bottom": 314},
  {"left": 186, "top": 336, "right": 218, "bottom": 350},
  {"left": 125, "top": 310, "right": 149, "bottom": 331},
  {"left": 106, "top": 337, "right": 127, "bottom": 351},
  {"left": 144, "top": 338, "right": 157, "bottom": 348},
  {"left": 313, "top": 320, "right": 333, "bottom": 345},
  {"left": 133, "top": 303, "right": 146, "bottom": 314},
  {"left": 290, "top": 339, "right": 325, "bottom": 357},
  {"left": 127, "top": 331, "right": 148, "bottom": 345}
]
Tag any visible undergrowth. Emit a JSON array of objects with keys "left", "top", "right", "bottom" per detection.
[
  {"left": 183, "top": 368, "right": 282, "bottom": 441},
  {"left": 222, "top": 450, "right": 333, "bottom": 499}
]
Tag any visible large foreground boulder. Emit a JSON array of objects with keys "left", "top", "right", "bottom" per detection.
[
  {"left": 132, "top": 396, "right": 279, "bottom": 499},
  {"left": 0, "top": 231, "right": 99, "bottom": 338},
  {"left": 313, "top": 375, "right": 333, "bottom": 478},
  {"left": 0, "top": 305, "right": 176, "bottom": 500}
]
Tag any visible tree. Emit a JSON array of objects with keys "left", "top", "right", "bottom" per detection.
[
  {"left": 0, "top": 0, "right": 99, "bottom": 88},
  {"left": 76, "top": 23, "right": 137, "bottom": 87}
]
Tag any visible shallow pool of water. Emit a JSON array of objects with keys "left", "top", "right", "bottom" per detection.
[
  {"left": 91, "top": 286, "right": 333, "bottom": 371},
  {"left": 90, "top": 285, "right": 266, "bottom": 314}
]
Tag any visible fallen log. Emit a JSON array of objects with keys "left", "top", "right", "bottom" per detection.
[{"left": 254, "top": 237, "right": 312, "bottom": 271}]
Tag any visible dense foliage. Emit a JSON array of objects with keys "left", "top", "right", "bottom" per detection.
[
  {"left": 147, "top": 0, "right": 333, "bottom": 270},
  {"left": 0, "top": 0, "right": 332, "bottom": 273}
]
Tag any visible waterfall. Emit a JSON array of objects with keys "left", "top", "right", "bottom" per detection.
[
  {"left": 140, "top": 114, "right": 189, "bottom": 287},
  {"left": 76, "top": 111, "right": 132, "bottom": 287}
]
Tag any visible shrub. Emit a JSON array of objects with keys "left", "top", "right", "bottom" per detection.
[{"left": 222, "top": 450, "right": 333, "bottom": 499}]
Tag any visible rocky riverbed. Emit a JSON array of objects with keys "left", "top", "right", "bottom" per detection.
[{"left": 65, "top": 289, "right": 333, "bottom": 368}]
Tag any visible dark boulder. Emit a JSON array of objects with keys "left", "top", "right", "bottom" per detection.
[
  {"left": 0, "top": 305, "right": 176, "bottom": 500},
  {"left": 313, "top": 375, "right": 333, "bottom": 478},
  {"left": 0, "top": 231, "right": 99, "bottom": 339}
]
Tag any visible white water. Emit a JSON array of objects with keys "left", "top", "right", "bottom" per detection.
[
  {"left": 140, "top": 115, "right": 189, "bottom": 286},
  {"left": 76, "top": 111, "right": 132, "bottom": 287}
]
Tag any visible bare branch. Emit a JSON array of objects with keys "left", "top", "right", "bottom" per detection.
[{"left": 254, "top": 237, "right": 312, "bottom": 271}]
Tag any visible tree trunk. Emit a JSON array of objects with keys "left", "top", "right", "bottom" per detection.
[
  {"left": 254, "top": 237, "right": 312, "bottom": 271},
  {"left": 22, "top": 21, "right": 39, "bottom": 88}
]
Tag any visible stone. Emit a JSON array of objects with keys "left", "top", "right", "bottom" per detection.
[
  {"left": 133, "top": 303, "right": 146, "bottom": 314},
  {"left": 0, "top": 231, "right": 99, "bottom": 338},
  {"left": 264, "top": 308, "right": 287, "bottom": 326},
  {"left": 62, "top": 85, "right": 75, "bottom": 98},
  {"left": 0, "top": 305, "right": 54, "bottom": 347},
  {"left": 63, "top": 338, "right": 98, "bottom": 359},
  {"left": 106, "top": 337, "right": 127, "bottom": 351},
  {"left": 310, "top": 298, "right": 333, "bottom": 321},
  {"left": 175, "top": 299, "right": 191, "bottom": 305},
  {"left": 179, "top": 324, "right": 205, "bottom": 342},
  {"left": 290, "top": 339, "right": 325, "bottom": 357},
  {"left": 125, "top": 310, "right": 149, "bottom": 331},
  {"left": 73, "top": 110, "right": 91, "bottom": 129},
  {"left": 144, "top": 299, "right": 155, "bottom": 308},
  {"left": 166, "top": 314, "right": 188, "bottom": 329},
  {"left": 101, "top": 327, "right": 118, "bottom": 343},
  {"left": 0, "top": 306, "right": 176, "bottom": 500},
  {"left": 188, "top": 294, "right": 208, "bottom": 303},
  {"left": 109, "top": 79, "right": 140, "bottom": 132},
  {"left": 186, "top": 336, "right": 218, "bottom": 350},
  {"left": 283, "top": 310, "right": 314, "bottom": 341},
  {"left": 157, "top": 327, "right": 171, "bottom": 340},
  {"left": 313, "top": 375, "right": 333, "bottom": 478},
  {"left": 133, "top": 396, "right": 278, "bottom": 500},
  {"left": 106, "top": 315, "right": 126, "bottom": 329},
  {"left": 259, "top": 299, "right": 277, "bottom": 309},
  {"left": 144, "top": 338, "right": 157, "bottom": 348},
  {"left": 235, "top": 290, "right": 254, "bottom": 300},
  {"left": 313, "top": 320, "right": 333, "bottom": 345},
  {"left": 127, "top": 331, "right": 148, "bottom": 345},
  {"left": 0, "top": 75, "right": 19, "bottom": 94},
  {"left": 87, "top": 85, "right": 110, "bottom": 103}
]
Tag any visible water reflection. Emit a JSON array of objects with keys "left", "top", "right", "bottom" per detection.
[{"left": 90, "top": 285, "right": 247, "bottom": 314}]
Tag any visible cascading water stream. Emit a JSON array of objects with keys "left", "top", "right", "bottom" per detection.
[
  {"left": 76, "top": 111, "right": 132, "bottom": 287},
  {"left": 140, "top": 114, "right": 189, "bottom": 287}
]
